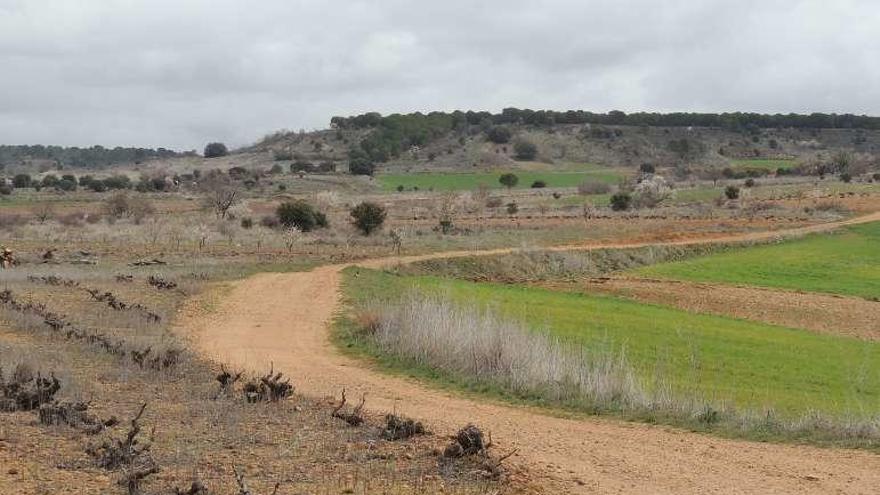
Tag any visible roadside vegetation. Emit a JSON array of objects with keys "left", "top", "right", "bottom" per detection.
[{"left": 339, "top": 267, "right": 880, "bottom": 448}]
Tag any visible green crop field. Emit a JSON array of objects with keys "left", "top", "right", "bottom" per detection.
[
  {"left": 637, "top": 222, "right": 880, "bottom": 300},
  {"left": 342, "top": 268, "right": 880, "bottom": 416},
  {"left": 378, "top": 165, "right": 621, "bottom": 192},
  {"left": 729, "top": 158, "right": 797, "bottom": 171}
]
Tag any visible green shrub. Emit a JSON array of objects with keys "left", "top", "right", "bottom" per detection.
[
  {"left": 506, "top": 202, "right": 518, "bottom": 215},
  {"left": 0, "top": 184, "right": 12, "bottom": 195},
  {"left": 204, "top": 142, "right": 228, "bottom": 158},
  {"left": 486, "top": 126, "right": 512, "bottom": 144},
  {"left": 12, "top": 174, "right": 31, "bottom": 188},
  {"left": 350, "top": 201, "right": 386, "bottom": 235},
  {"left": 513, "top": 139, "right": 537, "bottom": 160},
  {"left": 276, "top": 200, "right": 327, "bottom": 232},
  {"left": 725, "top": 185, "right": 740, "bottom": 200},
  {"left": 610, "top": 192, "right": 632, "bottom": 211},
  {"left": 531, "top": 180, "right": 547, "bottom": 188},
  {"left": 744, "top": 178, "right": 755, "bottom": 188},
  {"left": 498, "top": 173, "right": 519, "bottom": 189}
]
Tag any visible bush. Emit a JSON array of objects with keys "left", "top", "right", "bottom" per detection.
[
  {"left": 577, "top": 181, "right": 611, "bottom": 195},
  {"left": 240, "top": 217, "right": 254, "bottom": 229},
  {"left": 204, "top": 142, "right": 228, "bottom": 158},
  {"left": 41, "top": 174, "right": 60, "bottom": 188},
  {"left": 57, "top": 178, "right": 77, "bottom": 191},
  {"left": 840, "top": 172, "right": 852, "bottom": 183},
  {"left": 0, "top": 184, "right": 12, "bottom": 195},
  {"left": 744, "top": 178, "right": 755, "bottom": 188},
  {"left": 610, "top": 192, "right": 632, "bottom": 211},
  {"left": 486, "top": 197, "right": 503, "bottom": 208},
  {"left": 89, "top": 180, "right": 108, "bottom": 192},
  {"left": 396, "top": 185, "right": 405, "bottom": 192},
  {"left": 639, "top": 163, "right": 656, "bottom": 174},
  {"left": 513, "top": 139, "right": 537, "bottom": 160},
  {"left": 505, "top": 202, "right": 518, "bottom": 215},
  {"left": 12, "top": 174, "right": 31, "bottom": 188},
  {"left": 531, "top": 180, "right": 547, "bottom": 188},
  {"left": 873, "top": 172, "right": 880, "bottom": 182},
  {"left": 725, "top": 185, "right": 740, "bottom": 200},
  {"left": 498, "top": 173, "right": 519, "bottom": 189},
  {"left": 273, "top": 150, "right": 293, "bottom": 161},
  {"left": 276, "top": 200, "right": 327, "bottom": 232},
  {"left": 350, "top": 201, "right": 386, "bottom": 235},
  {"left": 486, "top": 126, "right": 512, "bottom": 144},
  {"left": 349, "top": 157, "right": 376, "bottom": 176}
]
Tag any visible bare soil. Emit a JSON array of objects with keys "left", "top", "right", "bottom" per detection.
[
  {"left": 566, "top": 277, "right": 880, "bottom": 341},
  {"left": 177, "top": 212, "right": 880, "bottom": 494}
]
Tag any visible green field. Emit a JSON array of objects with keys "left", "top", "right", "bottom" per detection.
[
  {"left": 729, "top": 158, "right": 797, "bottom": 171},
  {"left": 378, "top": 166, "right": 620, "bottom": 192},
  {"left": 637, "top": 222, "right": 880, "bottom": 300},
  {"left": 343, "top": 268, "right": 880, "bottom": 416}
]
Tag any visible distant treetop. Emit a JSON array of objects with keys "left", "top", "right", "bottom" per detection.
[
  {"left": 331, "top": 108, "right": 880, "bottom": 131},
  {"left": 0, "top": 144, "right": 191, "bottom": 170}
]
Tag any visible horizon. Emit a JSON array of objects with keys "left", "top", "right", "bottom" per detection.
[{"left": 2, "top": 1, "right": 879, "bottom": 150}]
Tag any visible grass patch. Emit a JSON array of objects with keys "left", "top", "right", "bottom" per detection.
[
  {"left": 637, "top": 222, "right": 880, "bottom": 299},
  {"left": 729, "top": 158, "right": 797, "bottom": 171},
  {"left": 340, "top": 267, "right": 880, "bottom": 417},
  {"left": 378, "top": 166, "right": 620, "bottom": 192}
]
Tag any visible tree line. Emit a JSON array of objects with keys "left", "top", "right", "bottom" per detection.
[
  {"left": 0, "top": 145, "right": 193, "bottom": 170},
  {"left": 331, "top": 109, "right": 880, "bottom": 133}
]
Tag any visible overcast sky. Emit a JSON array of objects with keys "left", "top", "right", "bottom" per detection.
[{"left": 1, "top": 0, "right": 879, "bottom": 150}]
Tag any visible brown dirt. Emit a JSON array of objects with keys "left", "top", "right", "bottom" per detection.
[
  {"left": 568, "top": 277, "right": 880, "bottom": 341},
  {"left": 176, "top": 211, "right": 880, "bottom": 494}
]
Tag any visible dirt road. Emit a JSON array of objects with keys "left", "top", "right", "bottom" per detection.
[{"left": 177, "top": 212, "right": 880, "bottom": 494}]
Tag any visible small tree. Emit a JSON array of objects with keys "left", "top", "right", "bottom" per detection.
[
  {"left": 725, "top": 185, "right": 740, "bottom": 200},
  {"left": 486, "top": 126, "right": 512, "bottom": 144},
  {"left": 513, "top": 139, "right": 537, "bottom": 160},
  {"left": 277, "top": 200, "right": 326, "bottom": 232},
  {"left": 12, "top": 174, "right": 31, "bottom": 188},
  {"left": 499, "top": 173, "right": 519, "bottom": 190},
  {"left": 350, "top": 201, "right": 386, "bottom": 235},
  {"left": 610, "top": 192, "right": 632, "bottom": 211},
  {"left": 204, "top": 142, "right": 228, "bottom": 158}
]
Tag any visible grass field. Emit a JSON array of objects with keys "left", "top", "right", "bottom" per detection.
[
  {"left": 729, "top": 158, "right": 797, "bottom": 171},
  {"left": 637, "top": 222, "right": 880, "bottom": 300},
  {"left": 378, "top": 164, "right": 621, "bottom": 191},
  {"left": 342, "top": 268, "right": 880, "bottom": 416}
]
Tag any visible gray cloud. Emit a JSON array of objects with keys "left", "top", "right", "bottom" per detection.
[{"left": 0, "top": 0, "right": 878, "bottom": 149}]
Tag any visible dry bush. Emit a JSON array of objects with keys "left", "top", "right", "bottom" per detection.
[{"left": 375, "top": 293, "right": 645, "bottom": 408}]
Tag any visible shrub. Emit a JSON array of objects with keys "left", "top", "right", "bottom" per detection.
[
  {"left": 349, "top": 157, "right": 376, "bottom": 176},
  {"left": 486, "top": 126, "right": 512, "bottom": 144},
  {"left": 0, "top": 184, "right": 12, "bottom": 195},
  {"left": 57, "top": 178, "right": 77, "bottom": 191},
  {"left": 103, "top": 175, "right": 131, "bottom": 190},
  {"left": 486, "top": 197, "right": 503, "bottom": 208},
  {"left": 396, "top": 185, "right": 404, "bottom": 192},
  {"left": 276, "top": 200, "right": 327, "bottom": 232},
  {"left": 633, "top": 175, "right": 672, "bottom": 208},
  {"left": 498, "top": 173, "right": 519, "bottom": 189},
  {"left": 725, "top": 185, "right": 740, "bottom": 200},
  {"left": 89, "top": 180, "right": 108, "bottom": 192},
  {"left": 240, "top": 217, "right": 254, "bottom": 229},
  {"left": 873, "top": 172, "right": 880, "bottom": 182},
  {"left": 350, "top": 201, "right": 386, "bottom": 235},
  {"left": 41, "top": 174, "right": 60, "bottom": 188},
  {"left": 103, "top": 192, "right": 154, "bottom": 220},
  {"left": 610, "top": 192, "right": 632, "bottom": 211},
  {"left": 840, "top": 172, "right": 852, "bottom": 183},
  {"left": 273, "top": 150, "right": 293, "bottom": 161},
  {"left": 744, "top": 178, "right": 755, "bottom": 188},
  {"left": 203, "top": 142, "right": 228, "bottom": 158},
  {"left": 578, "top": 181, "right": 611, "bottom": 195},
  {"left": 269, "top": 164, "right": 284, "bottom": 174},
  {"left": 639, "top": 163, "right": 656, "bottom": 174},
  {"left": 12, "top": 174, "right": 31, "bottom": 188},
  {"left": 505, "top": 202, "right": 518, "bottom": 215},
  {"left": 513, "top": 139, "right": 538, "bottom": 160},
  {"left": 531, "top": 180, "right": 547, "bottom": 188},
  {"left": 290, "top": 161, "right": 314, "bottom": 173}
]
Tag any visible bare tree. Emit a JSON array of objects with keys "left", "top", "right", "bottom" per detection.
[{"left": 201, "top": 170, "right": 240, "bottom": 219}]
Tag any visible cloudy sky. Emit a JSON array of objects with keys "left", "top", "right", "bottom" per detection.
[{"left": 1, "top": 0, "right": 878, "bottom": 150}]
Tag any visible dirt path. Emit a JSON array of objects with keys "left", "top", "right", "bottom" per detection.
[{"left": 176, "top": 212, "right": 880, "bottom": 494}]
